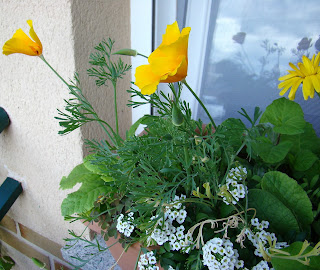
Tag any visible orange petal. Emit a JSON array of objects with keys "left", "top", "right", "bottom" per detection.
[{"left": 161, "top": 56, "right": 188, "bottom": 83}]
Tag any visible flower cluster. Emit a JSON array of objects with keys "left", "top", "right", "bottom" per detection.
[
  {"left": 148, "top": 195, "right": 194, "bottom": 253},
  {"left": 252, "top": 260, "right": 274, "bottom": 270},
  {"left": 245, "top": 218, "right": 288, "bottom": 258},
  {"left": 116, "top": 212, "right": 135, "bottom": 237},
  {"left": 202, "top": 237, "right": 245, "bottom": 270},
  {"left": 219, "top": 166, "right": 248, "bottom": 205},
  {"left": 138, "top": 251, "right": 159, "bottom": 270}
]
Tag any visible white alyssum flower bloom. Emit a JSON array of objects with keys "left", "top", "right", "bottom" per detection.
[
  {"left": 138, "top": 251, "right": 158, "bottom": 270},
  {"left": 202, "top": 237, "right": 244, "bottom": 270},
  {"left": 246, "top": 218, "right": 289, "bottom": 259},
  {"left": 148, "top": 194, "right": 194, "bottom": 253},
  {"left": 252, "top": 260, "right": 274, "bottom": 270},
  {"left": 218, "top": 165, "right": 248, "bottom": 205},
  {"left": 116, "top": 212, "right": 135, "bottom": 237}
]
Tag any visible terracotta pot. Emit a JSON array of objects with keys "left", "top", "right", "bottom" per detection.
[{"left": 85, "top": 221, "right": 163, "bottom": 270}]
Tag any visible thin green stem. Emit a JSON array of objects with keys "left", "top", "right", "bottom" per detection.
[
  {"left": 182, "top": 79, "right": 217, "bottom": 129},
  {"left": 137, "top": 53, "right": 148, "bottom": 59},
  {"left": 39, "top": 55, "right": 69, "bottom": 87},
  {"left": 112, "top": 81, "right": 119, "bottom": 135},
  {"left": 39, "top": 55, "right": 118, "bottom": 147}
]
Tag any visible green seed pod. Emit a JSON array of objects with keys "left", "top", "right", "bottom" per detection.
[
  {"left": 172, "top": 102, "right": 184, "bottom": 126},
  {"left": 113, "top": 48, "right": 137, "bottom": 56}
]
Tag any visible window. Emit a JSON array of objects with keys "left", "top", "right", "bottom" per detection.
[{"left": 131, "top": 0, "right": 320, "bottom": 134}]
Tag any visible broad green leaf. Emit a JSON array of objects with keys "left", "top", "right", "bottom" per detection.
[
  {"left": 271, "top": 241, "right": 320, "bottom": 270},
  {"left": 61, "top": 176, "right": 106, "bottom": 216},
  {"left": 293, "top": 150, "right": 318, "bottom": 171},
  {"left": 126, "top": 115, "right": 156, "bottom": 138},
  {"left": 59, "top": 163, "right": 94, "bottom": 190},
  {"left": 252, "top": 137, "right": 292, "bottom": 163},
  {"left": 260, "top": 98, "right": 306, "bottom": 135},
  {"left": 282, "top": 123, "right": 320, "bottom": 155},
  {"left": 248, "top": 189, "right": 300, "bottom": 234},
  {"left": 101, "top": 175, "right": 115, "bottom": 182},
  {"left": 84, "top": 154, "right": 111, "bottom": 176},
  {"left": 261, "top": 171, "right": 313, "bottom": 228}
]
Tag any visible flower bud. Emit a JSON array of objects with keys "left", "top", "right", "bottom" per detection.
[
  {"left": 113, "top": 48, "right": 137, "bottom": 56},
  {"left": 201, "top": 156, "right": 210, "bottom": 163},
  {"left": 194, "top": 136, "right": 202, "bottom": 145},
  {"left": 172, "top": 103, "right": 184, "bottom": 126}
]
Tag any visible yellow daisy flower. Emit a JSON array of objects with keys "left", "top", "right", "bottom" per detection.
[
  {"left": 135, "top": 21, "right": 191, "bottom": 95},
  {"left": 278, "top": 52, "right": 320, "bottom": 100},
  {"left": 3, "top": 20, "right": 42, "bottom": 56}
]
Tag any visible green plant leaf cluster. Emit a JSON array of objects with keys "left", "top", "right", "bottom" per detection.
[
  {"left": 0, "top": 256, "right": 14, "bottom": 270},
  {"left": 54, "top": 37, "right": 320, "bottom": 269},
  {"left": 60, "top": 163, "right": 107, "bottom": 216},
  {"left": 271, "top": 241, "right": 320, "bottom": 269},
  {"left": 249, "top": 171, "right": 313, "bottom": 235}
]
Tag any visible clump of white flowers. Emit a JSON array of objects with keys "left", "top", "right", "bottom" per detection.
[
  {"left": 218, "top": 165, "right": 248, "bottom": 205},
  {"left": 116, "top": 212, "right": 135, "bottom": 237},
  {"left": 148, "top": 194, "right": 194, "bottom": 253},
  {"left": 245, "top": 218, "right": 288, "bottom": 258},
  {"left": 252, "top": 260, "right": 274, "bottom": 270},
  {"left": 137, "top": 251, "right": 159, "bottom": 270},
  {"left": 202, "top": 237, "right": 245, "bottom": 270}
]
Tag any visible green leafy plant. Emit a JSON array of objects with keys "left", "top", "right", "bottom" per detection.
[
  {"left": 5, "top": 20, "right": 320, "bottom": 270},
  {"left": 0, "top": 255, "right": 14, "bottom": 270}
]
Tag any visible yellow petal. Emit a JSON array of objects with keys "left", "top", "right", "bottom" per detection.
[
  {"left": 278, "top": 73, "right": 296, "bottom": 82},
  {"left": 3, "top": 20, "right": 42, "bottom": 56},
  {"left": 161, "top": 56, "right": 188, "bottom": 83},
  {"left": 310, "top": 74, "right": 320, "bottom": 92},
  {"left": 27, "top": 20, "right": 42, "bottom": 50},
  {"left": 148, "top": 27, "right": 190, "bottom": 82},
  {"left": 134, "top": 22, "right": 191, "bottom": 94},
  {"left": 160, "top": 21, "right": 180, "bottom": 46},
  {"left": 298, "top": 62, "right": 310, "bottom": 77},
  {"left": 314, "top": 52, "right": 320, "bottom": 67},
  {"left": 302, "top": 76, "right": 314, "bottom": 100},
  {"left": 316, "top": 74, "right": 320, "bottom": 93},
  {"left": 302, "top": 56, "right": 314, "bottom": 75},
  {"left": 289, "top": 63, "right": 304, "bottom": 77},
  {"left": 278, "top": 77, "right": 296, "bottom": 90},
  {"left": 134, "top": 64, "right": 161, "bottom": 95},
  {"left": 287, "top": 78, "right": 303, "bottom": 100}
]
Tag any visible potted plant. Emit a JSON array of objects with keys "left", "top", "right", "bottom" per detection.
[{"left": 3, "top": 20, "right": 320, "bottom": 270}]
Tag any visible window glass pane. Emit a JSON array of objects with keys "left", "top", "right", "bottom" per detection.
[{"left": 197, "top": 0, "right": 320, "bottom": 134}]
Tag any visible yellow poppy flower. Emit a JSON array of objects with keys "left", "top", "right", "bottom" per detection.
[
  {"left": 135, "top": 21, "right": 191, "bottom": 95},
  {"left": 278, "top": 52, "right": 320, "bottom": 100},
  {"left": 3, "top": 20, "right": 42, "bottom": 56}
]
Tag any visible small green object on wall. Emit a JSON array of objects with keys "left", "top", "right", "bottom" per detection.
[
  {"left": 0, "top": 178, "right": 23, "bottom": 221},
  {"left": 0, "top": 107, "right": 10, "bottom": 133}
]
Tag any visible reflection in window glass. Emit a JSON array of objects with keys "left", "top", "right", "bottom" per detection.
[{"left": 197, "top": 0, "right": 320, "bottom": 134}]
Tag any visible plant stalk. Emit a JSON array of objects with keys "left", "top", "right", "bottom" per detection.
[
  {"left": 39, "top": 55, "right": 118, "bottom": 146},
  {"left": 182, "top": 79, "right": 217, "bottom": 129},
  {"left": 112, "top": 81, "right": 119, "bottom": 135}
]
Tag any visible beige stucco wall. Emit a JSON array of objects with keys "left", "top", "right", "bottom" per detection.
[
  {"left": 71, "top": 0, "right": 132, "bottom": 151},
  {"left": 0, "top": 0, "right": 131, "bottom": 246}
]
